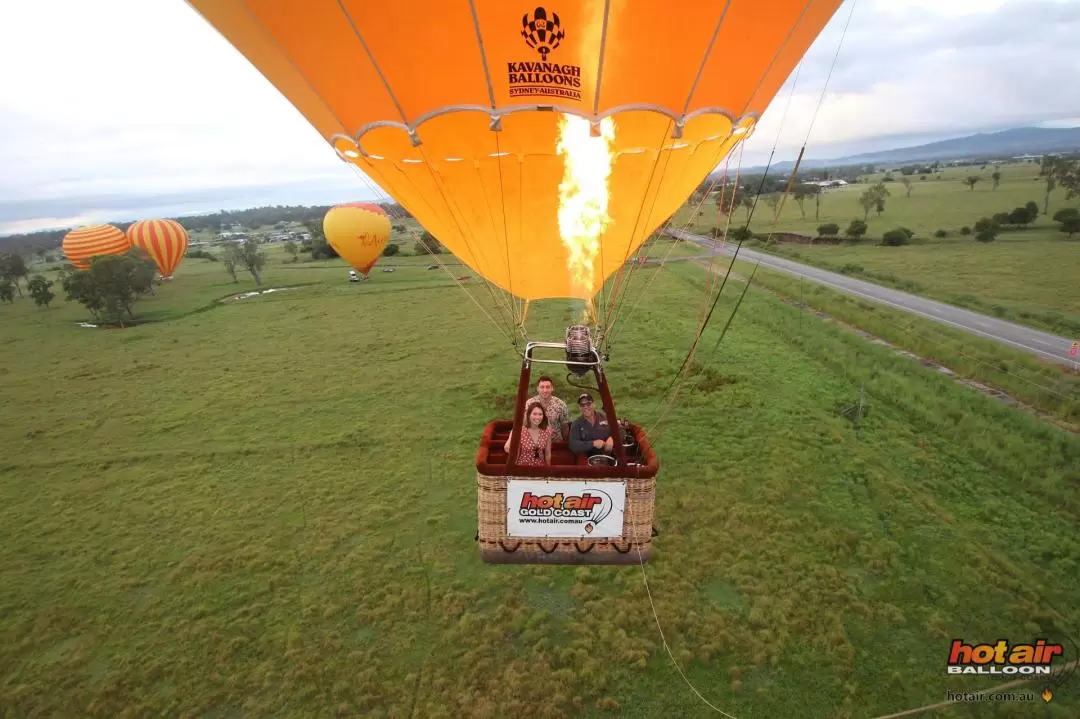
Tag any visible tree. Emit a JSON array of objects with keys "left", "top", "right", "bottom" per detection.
[
  {"left": 1006, "top": 207, "right": 1034, "bottom": 228},
  {"left": 1060, "top": 216, "right": 1080, "bottom": 238},
  {"left": 882, "top": 229, "right": 910, "bottom": 246},
  {"left": 900, "top": 176, "right": 913, "bottom": 198},
  {"left": 1038, "top": 156, "right": 1070, "bottom": 215},
  {"left": 1024, "top": 200, "right": 1039, "bottom": 223},
  {"left": 236, "top": 238, "right": 266, "bottom": 286},
  {"left": 415, "top": 230, "right": 445, "bottom": 255},
  {"left": 125, "top": 250, "right": 158, "bottom": 297},
  {"left": 60, "top": 271, "right": 104, "bottom": 321},
  {"left": 792, "top": 183, "right": 815, "bottom": 219},
  {"left": 1052, "top": 207, "right": 1079, "bottom": 223},
  {"left": 302, "top": 219, "right": 340, "bottom": 260},
  {"left": 221, "top": 245, "right": 240, "bottom": 283},
  {"left": 27, "top": 276, "right": 55, "bottom": 308},
  {"left": 382, "top": 243, "right": 400, "bottom": 256},
  {"left": 973, "top": 217, "right": 998, "bottom": 243},
  {"left": 965, "top": 176, "right": 980, "bottom": 191},
  {"left": 857, "top": 181, "right": 890, "bottom": 221},
  {"left": 991, "top": 170, "right": 1001, "bottom": 190},
  {"left": 716, "top": 186, "right": 744, "bottom": 216},
  {"left": 844, "top": 219, "right": 868, "bottom": 240},
  {"left": 0, "top": 278, "right": 14, "bottom": 304},
  {"left": 817, "top": 223, "right": 840, "bottom": 237},
  {"left": 858, "top": 189, "right": 876, "bottom": 222},
  {"left": 60, "top": 255, "right": 146, "bottom": 324},
  {"left": 1055, "top": 158, "right": 1080, "bottom": 208},
  {"left": 87, "top": 255, "right": 140, "bottom": 321},
  {"left": 0, "top": 253, "right": 27, "bottom": 297},
  {"left": 283, "top": 240, "right": 299, "bottom": 262}
]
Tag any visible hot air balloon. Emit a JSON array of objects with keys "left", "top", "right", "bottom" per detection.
[
  {"left": 323, "top": 202, "right": 391, "bottom": 276},
  {"left": 127, "top": 219, "right": 189, "bottom": 280},
  {"left": 186, "top": 0, "right": 845, "bottom": 564},
  {"left": 62, "top": 224, "right": 131, "bottom": 270}
]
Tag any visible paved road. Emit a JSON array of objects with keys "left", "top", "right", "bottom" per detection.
[{"left": 664, "top": 228, "right": 1078, "bottom": 367}]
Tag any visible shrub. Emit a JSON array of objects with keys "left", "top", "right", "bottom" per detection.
[
  {"left": 382, "top": 243, "right": 400, "bottom": 256},
  {"left": 844, "top": 219, "right": 868, "bottom": 240},
  {"left": 882, "top": 229, "right": 910, "bottom": 246},
  {"left": 1052, "top": 208, "right": 1079, "bottom": 223},
  {"left": 817, "top": 223, "right": 840, "bottom": 236},
  {"left": 728, "top": 226, "right": 753, "bottom": 242},
  {"left": 933, "top": 229, "right": 948, "bottom": 238},
  {"left": 973, "top": 217, "right": 998, "bottom": 243},
  {"left": 960, "top": 226, "right": 972, "bottom": 236}
]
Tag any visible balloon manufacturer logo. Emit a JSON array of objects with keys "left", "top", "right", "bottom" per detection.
[
  {"left": 509, "top": 7, "right": 581, "bottom": 101},
  {"left": 521, "top": 7, "right": 564, "bottom": 60}
]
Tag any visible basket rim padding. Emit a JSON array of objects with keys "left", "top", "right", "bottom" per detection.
[{"left": 475, "top": 420, "right": 659, "bottom": 479}]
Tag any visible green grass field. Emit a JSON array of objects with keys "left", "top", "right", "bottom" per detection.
[
  {"left": 2, "top": 245, "right": 1078, "bottom": 717},
  {"left": 674, "top": 162, "right": 1080, "bottom": 336}
]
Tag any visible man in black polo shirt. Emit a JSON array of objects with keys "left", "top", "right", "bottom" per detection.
[{"left": 568, "top": 392, "right": 614, "bottom": 459}]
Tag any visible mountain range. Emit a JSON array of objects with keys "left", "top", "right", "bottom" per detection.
[{"left": 738, "top": 126, "right": 1080, "bottom": 174}]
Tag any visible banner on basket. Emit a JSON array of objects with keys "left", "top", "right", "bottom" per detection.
[{"left": 506, "top": 479, "right": 625, "bottom": 538}]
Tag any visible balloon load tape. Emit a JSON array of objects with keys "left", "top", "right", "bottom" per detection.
[{"left": 564, "top": 325, "right": 593, "bottom": 376}]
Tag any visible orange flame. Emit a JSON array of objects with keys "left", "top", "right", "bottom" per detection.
[
  {"left": 556, "top": 114, "right": 616, "bottom": 320},
  {"left": 1042, "top": 688, "right": 1053, "bottom": 702}
]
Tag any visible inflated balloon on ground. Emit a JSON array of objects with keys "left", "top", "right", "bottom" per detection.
[
  {"left": 62, "top": 225, "right": 131, "bottom": 270},
  {"left": 127, "top": 219, "right": 189, "bottom": 279},
  {"left": 323, "top": 202, "right": 392, "bottom": 276}
]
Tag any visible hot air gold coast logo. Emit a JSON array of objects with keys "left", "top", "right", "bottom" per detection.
[
  {"left": 505, "top": 480, "right": 626, "bottom": 538},
  {"left": 508, "top": 7, "right": 582, "bottom": 101}
]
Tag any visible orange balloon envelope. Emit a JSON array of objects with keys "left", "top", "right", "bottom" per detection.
[
  {"left": 323, "top": 202, "right": 392, "bottom": 275},
  {"left": 187, "top": 0, "right": 843, "bottom": 301},
  {"left": 127, "top": 219, "right": 190, "bottom": 279},
  {"left": 62, "top": 224, "right": 131, "bottom": 270}
]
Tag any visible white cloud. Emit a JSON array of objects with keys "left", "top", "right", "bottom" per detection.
[
  {"left": 1, "top": 0, "right": 1078, "bottom": 234},
  {"left": 741, "top": 0, "right": 1080, "bottom": 164}
]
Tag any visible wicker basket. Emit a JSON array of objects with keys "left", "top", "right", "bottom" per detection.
[{"left": 475, "top": 420, "right": 658, "bottom": 565}]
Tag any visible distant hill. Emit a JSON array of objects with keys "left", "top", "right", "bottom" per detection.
[{"left": 735, "top": 126, "right": 1080, "bottom": 175}]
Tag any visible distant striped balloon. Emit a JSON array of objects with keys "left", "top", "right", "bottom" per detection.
[
  {"left": 127, "top": 219, "right": 189, "bottom": 279},
  {"left": 62, "top": 224, "right": 131, "bottom": 270}
]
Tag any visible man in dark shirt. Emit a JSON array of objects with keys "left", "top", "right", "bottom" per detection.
[{"left": 568, "top": 392, "right": 614, "bottom": 458}]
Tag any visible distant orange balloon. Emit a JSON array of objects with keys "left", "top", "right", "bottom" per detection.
[
  {"left": 127, "top": 219, "right": 189, "bottom": 279},
  {"left": 62, "top": 224, "right": 131, "bottom": 270},
  {"left": 323, "top": 202, "right": 392, "bottom": 275}
]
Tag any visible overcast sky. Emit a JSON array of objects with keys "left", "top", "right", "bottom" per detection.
[{"left": 1, "top": 0, "right": 1078, "bottom": 235}]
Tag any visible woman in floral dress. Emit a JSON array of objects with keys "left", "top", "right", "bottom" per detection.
[{"left": 504, "top": 400, "right": 552, "bottom": 466}]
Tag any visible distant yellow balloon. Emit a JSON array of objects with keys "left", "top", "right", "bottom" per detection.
[{"left": 323, "top": 202, "right": 392, "bottom": 275}]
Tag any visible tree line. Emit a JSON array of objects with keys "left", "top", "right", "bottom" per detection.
[{"left": 0, "top": 202, "right": 414, "bottom": 254}]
